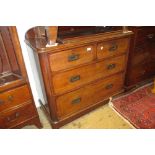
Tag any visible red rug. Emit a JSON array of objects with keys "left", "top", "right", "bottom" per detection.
[{"left": 112, "top": 84, "right": 155, "bottom": 129}]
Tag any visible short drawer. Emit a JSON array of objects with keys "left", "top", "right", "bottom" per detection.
[
  {"left": 97, "top": 38, "right": 129, "bottom": 59},
  {"left": 0, "top": 85, "right": 32, "bottom": 112},
  {"left": 49, "top": 44, "right": 96, "bottom": 71},
  {"left": 0, "top": 103, "right": 36, "bottom": 129},
  {"left": 52, "top": 55, "right": 126, "bottom": 94},
  {"left": 56, "top": 73, "right": 124, "bottom": 119}
]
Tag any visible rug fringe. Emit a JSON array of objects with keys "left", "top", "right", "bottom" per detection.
[{"left": 108, "top": 99, "right": 136, "bottom": 129}]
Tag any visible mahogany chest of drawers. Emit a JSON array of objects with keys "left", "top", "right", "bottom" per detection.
[
  {"left": 125, "top": 26, "right": 155, "bottom": 89},
  {"left": 0, "top": 27, "right": 42, "bottom": 128},
  {"left": 26, "top": 27, "right": 132, "bottom": 128}
]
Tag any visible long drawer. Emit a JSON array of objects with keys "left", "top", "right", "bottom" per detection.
[
  {"left": 0, "top": 85, "right": 32, "bottom": 112},
  {"left": 49, "top": 44, "right": 96, "bottom": 72},
  {"left": 97, "top": 38, "right": 129, "bottom": 60},
  {"left": 0, "top": 103, "right": 36, "bottom": 129},
  {"left": 52, "top": 55, "right": 126, "bottom": 94},
  {"left": 56, "top": 73, "right": 124, "bottom": 119}
]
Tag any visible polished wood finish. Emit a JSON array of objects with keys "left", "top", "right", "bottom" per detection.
[
  {"left": 26, "top": 26, "right": 132, "bottom": 128},
  {"left": 49, "top": 44, "right": 96, "bottom": 72},
  {"left": 52, "top": 55, "right": 126, "bottom": 95},
  {"left": 0, "top": 27, "right": 19, "bottom": 74},
  {"left": 56, "top": 73, "right": 124, "bottom": 119},
  {"left": 125, "top": 27, "right": 155, "bottom": 89},
  {"left": 0, "top": 102, "right": 37, "bottom": 129},
  {"left": 0, "top": 26, "right": 42, "bottom": 129},
  {"left": 97, "top": 38, "right": 129, "bottom": 59},
  {"left": 0, "top": 85, "right": 31, "bottom": 111}
]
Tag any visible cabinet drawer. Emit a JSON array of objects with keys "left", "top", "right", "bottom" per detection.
[
  {"left": 49, "top": 45, "right": 95, "bottom": 71},
  {"left": 97, "top": 38, "right": 129, "bottom": 59},
  {"left": 52, "top": 55, "right": 126, "bottom": 94},
  {"left": 56, "top": 73, "right": 124, "bottom": 119},
  {"left": 0, "top": 103, "right": 36, "bottom": 128},
  {"left": 135, "top": 27, "right": 155, "bottom": 45},
  {"left": 0, "top": 85, "right": 32, "bottom": 112}
]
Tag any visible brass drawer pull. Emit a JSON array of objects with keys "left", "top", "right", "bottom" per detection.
[
  {"left": 70, "top": 75, "right": 80, "bottom": 83},
  {"left": 0, "top": 99, "right": 5, "bottom": 104},
  {"left": 109, "top": 44, "right": 118, "bottom": 51},
  {"left": 105, "top": 84, "right": 113, "bottom": 89},
  {"left": 8, "top": 95, "right": 14, "bottom": 102},
  {"left": 71, "top": 97, "right": 81, "bottom": 104},
  {"left": 68, "top": 54, "right": 80, "bottom": 62},
  {"left": 107, "top": 64, "right": 116, "bottom": 70},
  {"left": 7, "top": 112, "right": 20, "bottom": 122},
  {"left": 147, "top": 33, "right": 154, "bottom": 39}
]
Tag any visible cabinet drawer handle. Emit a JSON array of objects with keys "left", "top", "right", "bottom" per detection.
[
  {"left": 8, "top": 95, "right": 14, "bottom": 102},
  {"left": 7, "top": 112, "right": 20, "bottom": 122},
  {"left": 68, "top": 54, "right": 80, "bottom": 62},
  {"left": 70, "top": 75, "right": 80, "bottom": 83},
  {"left": 109, "top": 44, "right": 118, "bottom": 51},
  {"left": 107, "top": 64, "right": 116, "bottom": 70},
  {"left": 71, "top": 97, "right": 81, "bottom": 104},
  {"left": 105, "top": 84, "right": 113, "bottom": 89},
  {"left": 147, "top": 33, "right": 154, "bottom": 39},
  {"left": 0, "top": 99, "right": 5, "bottom": 105}
]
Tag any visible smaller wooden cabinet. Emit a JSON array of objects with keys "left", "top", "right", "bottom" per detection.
[
  {"left": 0, "top": 27, "right": 42, "bottom": 129},
  {"left": 125, "top": 27, "right": 155, "bottom": 89}
]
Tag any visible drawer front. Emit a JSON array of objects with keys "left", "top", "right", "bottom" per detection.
[
  {"left": 97, "top": 38, "right": 129, "bottom": 59},
  {"left": 56, "top": 73, "right": 124, "bottom": 119},
  {"left": 49, "top": 45, "right": 95, "bottom": 71},
  {"left": 135, "top": 27, "right": 155, "bottom": 45},
  {"left": 0, "top": 103, "right": 36, "bottom": 128},
  {"left": 0, "top": 85, "right": 32, "bottom": 112},
  {"left": 52, "top": 55, "right": 126, "bottom": 94}
]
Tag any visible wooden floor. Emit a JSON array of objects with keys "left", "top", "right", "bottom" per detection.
[{"left": 24, "top": 102, "right": 133, "bottom": 129}]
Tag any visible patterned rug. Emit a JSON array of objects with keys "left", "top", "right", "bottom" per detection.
[{"left": 111, "top": 83, "right": 155, "bottom": 129}]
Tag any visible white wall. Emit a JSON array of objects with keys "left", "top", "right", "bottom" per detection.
[{"left": 16, "top": 26, "right": 46, "bottom": 107}]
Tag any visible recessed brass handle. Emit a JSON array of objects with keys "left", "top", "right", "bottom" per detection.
[
  {"left": 0, "top": 99, "right": 5, "bottom": 104},
  {"left": 8, "top": 95, "right": 14, "bottom": 102},
  {"left": 107, "top": 64, "right": 116, "bottom": 70},
  {"left": 68, "top": 54, "right": 80, "bottom": 62},
  {"left": 109, "top": 44, "right": 118, "bottom": 51},
  {"left": 105, "top": 84, "right": 113, "bottom": 89},
  {"left": 70, "top": 75, "right": 80, "bottom": 83},
  {"left": 71, "top": 97, "right": 81, "bottom": 104}
]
